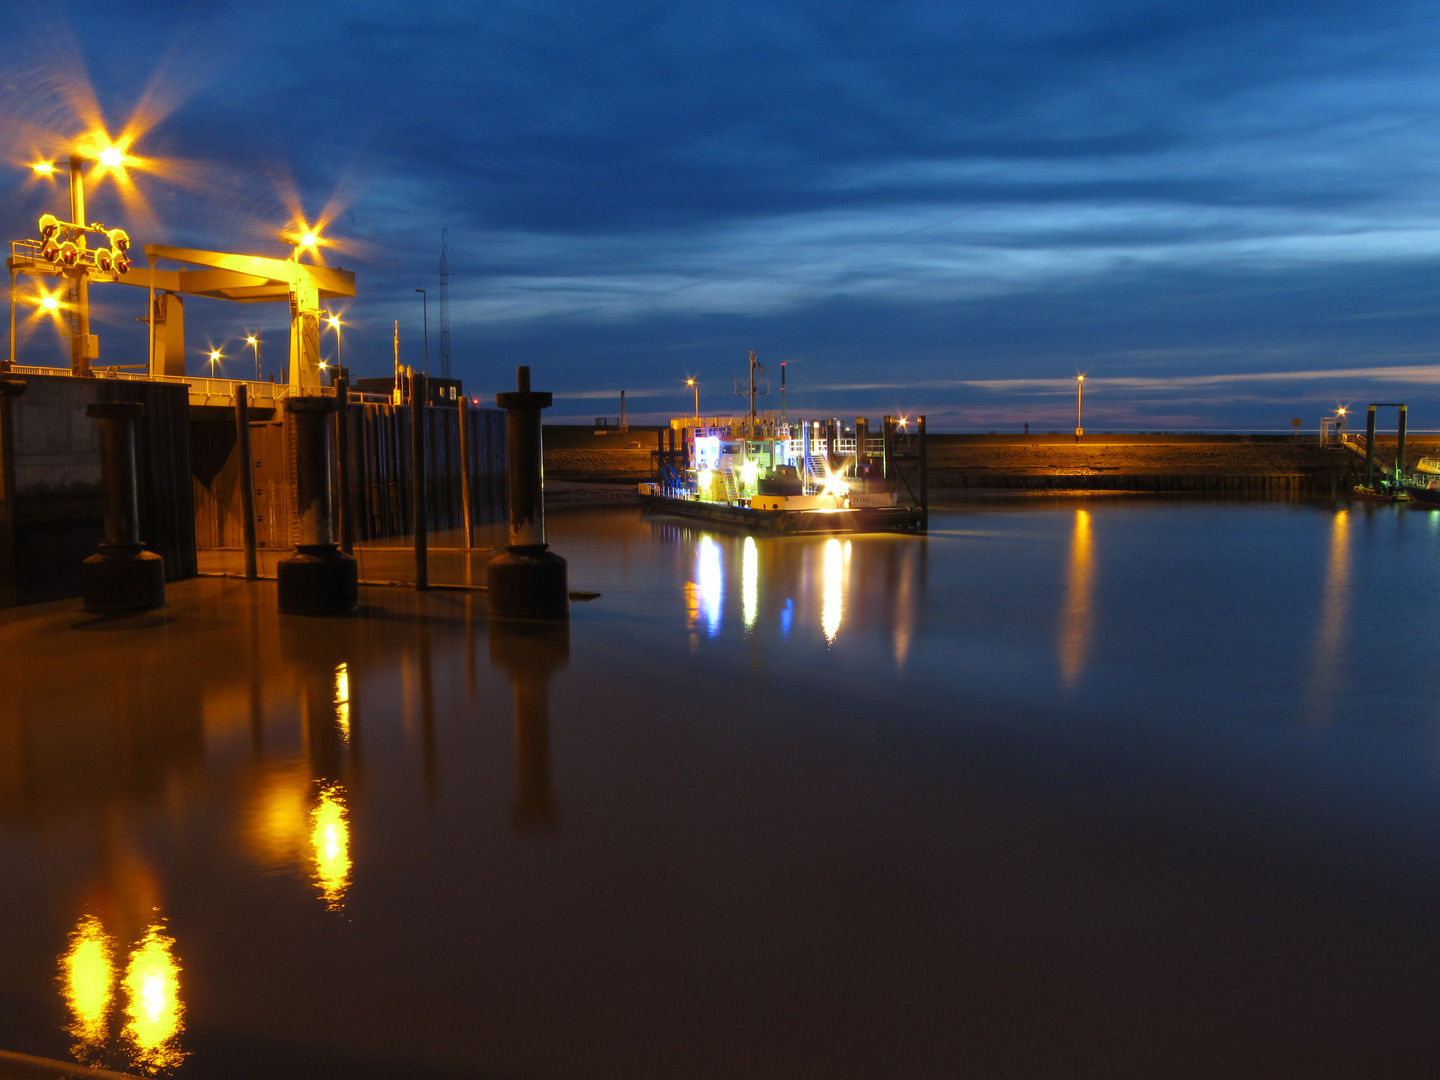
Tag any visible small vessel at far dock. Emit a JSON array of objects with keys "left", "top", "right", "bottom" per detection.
[{"left": 640, "top": 411, "right": 928, "bottom": 534}]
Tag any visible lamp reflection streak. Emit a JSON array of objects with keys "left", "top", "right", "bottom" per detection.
[
  {"left": 822, "top": 538, "right": 844, "bottom": 644},
  {"left": 311, "top": 781, "right": 352, "bottom": 910},
  {"left": 121, "top": 924, "right": 184, "bottom": 1072},
  {"left": 1310, "top": 508, "right": 1350, "bottom": 713},
  {"left": 334, "top": 662, "right": 350, "bottom": 742},
  {"left": 1058, "top": 509, "right": 1094, "bottom": 689},
  {"left": 742, "top": 537, "right": 758, "bottom": 630},
  {"left": 697, "top": 537, "right": 723, "bottom": 638},
  {"left": 62, "top": 915, "right": 115, "bottom": 1062}
]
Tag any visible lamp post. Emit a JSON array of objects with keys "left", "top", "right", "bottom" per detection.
[
  {"left": 246, "top": 334, "right": 261, "bottom": 381},
  {"left": 686, "top": 378, "right": 699, "bottom": 420},
  {"left": 1075, "top": 374, "right": 1085, "bottom": 437},
  {"left": 326, "top": 312, "right": 343, "bottom": 379},
  {"left": 209, "top": 348, "right": 222, "bottom": 379},
  {"left": 415, "top": 290, "right": 428, "bottom": 382}
]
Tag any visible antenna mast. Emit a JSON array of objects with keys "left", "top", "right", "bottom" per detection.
[{"left": 438, "top": 227, "right": 452, "bottom": 379}]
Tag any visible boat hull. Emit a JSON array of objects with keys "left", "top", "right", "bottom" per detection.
[{"left": 639, "top": 493, "right": 923, "bottom": 534}]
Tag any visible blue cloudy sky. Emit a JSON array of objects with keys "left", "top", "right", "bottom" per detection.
[{"left": 5, "top": 0, "right": 1440, "bottom": 430}]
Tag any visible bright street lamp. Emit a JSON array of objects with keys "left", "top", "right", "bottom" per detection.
[
  {"left": 1075, "top": 374, "right": 1085, "bottom": 437},
  {"left": 208, "top": 348, "right": 222, "bottom": 378},
  {"left": 686, "top": 377, "right": 699, "bottom": 419},
  {"left": 245, "top": 334, "right": 261, "bottom": 380}
]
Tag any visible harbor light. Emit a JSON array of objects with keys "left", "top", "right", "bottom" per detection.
[
  {"left": 31, "top": 160, "right": 56, "bottom": 175},
  {"left": 739, "top": 459, "right": 759, "bottom": 489},
  {"left": 98, "top": 146, "right": 126, "bottom": 168}
]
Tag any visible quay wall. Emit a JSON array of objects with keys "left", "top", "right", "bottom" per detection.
[
  {"left": 540, "top": 427, "right": 1434, "bottom": 495},
  {"left": 0, "top": 374, "right": 196, "bottom": 606}
]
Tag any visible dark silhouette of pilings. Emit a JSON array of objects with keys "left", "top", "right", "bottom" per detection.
[
  {"left": 488, "top": 366, "right": 568, "bottom": 618},
  {"left": 277, "top": 396, "right": 358, "bottom": 615},
  {"left": 82, "top": 402, "right": 165, "bottom": 613}
]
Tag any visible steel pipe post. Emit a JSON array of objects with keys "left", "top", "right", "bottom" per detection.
[
  {"left": 488, "top": 366, "right": 568, "bottom": 618},
  {"left": 236, "top": 385, "right": 258, "bottom": 580},
  {"left": 277, "top": 396, "right": 357, "bottom": 615},
  {"left": 82, "top": 402, "right": 164, "bottom": 612}
]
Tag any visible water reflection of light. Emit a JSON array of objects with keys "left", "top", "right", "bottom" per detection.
[
  {"left": 122, "top": 924, "right": 184, "bottom": 1072},
  {"left": 894, "top": 545, "right": 915, "bottom": 670},
  {"left": 822, "top": 538, "right": 844, "bottom": 644},
  {"left": 311, "top": 781, "right": 352, "bottom": 910},
  {"left": 1311, "top": 509, "right": 1350, "bottom": 712},
  {"left": 697, "top": 536, "right": 723, "bottom": 638},
  {"left": 334, "top": 662, "right": 351, "bottom": 741},
  {"left": 1058, "top": 509, "right": 1094, "bottom": 689},
  {"left": 62, "top": 915, "right": 115, "bottom": 1060},
  {"left": 742, "top": 537, "right": 758, "bottom": 630},
  {"left": 780, "top": 598, "right": 794, "bottom": 637}
]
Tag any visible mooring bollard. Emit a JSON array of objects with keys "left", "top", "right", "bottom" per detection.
[
  {"left": 82, "top": 402, "right": 165, "bottom": 613},
  {"left": 277, "top": 396, "right": 358, "bottom": 615},
  {"left": 488, "top": 366, "right": 568, "bottom": 618}
]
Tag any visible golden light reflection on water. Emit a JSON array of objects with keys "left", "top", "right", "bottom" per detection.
[
  {"left": 121, "top": 924, "right": 184, "bottom": 1072},
  {"left": 1310, "top": 508, "right": 1350, "bottom": 713},
  {"left": 894, "top": 545, "right": 915, "bottom": 670},
  {"left": 334, "top": 662, "right": 351, "bottom": 741},
  {"left": 311, "top": 782, "right": 352, "bottom": 911},
  {"left": 62, "top": 915, "right": 115, "bottom": 1062},
  {"left": 822, "top": 538, "right": 845, "bottom": 644},
  {"left": 742, "top": 537, "right": 758, "bottom": 630},
  {"left": 1058, "top": 509, "right": 1094, "bottom": 688}
]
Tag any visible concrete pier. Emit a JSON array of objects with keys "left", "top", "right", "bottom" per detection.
[
  {"left": 488, "top": 367, "right": 568, "bottom": 619},
  {"left": 276, "top": 396, "right": 357, "bottom": 615},
  {"left": 81, "top": 402, "right": 165, "bottom": 613}
]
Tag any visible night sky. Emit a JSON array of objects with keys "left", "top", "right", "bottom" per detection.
[{"left": 5, "top": 0, "right": 1440, "bottom": 430}]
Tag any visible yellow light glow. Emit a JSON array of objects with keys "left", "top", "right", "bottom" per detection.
[
  {"left": 898, "top": 416, "right": 908, "bottom": 429},
  {"left": 334, "top": 662, "right": 350, "bottom": 742},
  {"left": 822, "top": 537, "right": 844, "bottom": 644},
  {"left": 820, "top": 469, "right": 849, "bottom": 498},
  {"left": 1077, "top": 374, "right": 1085, "bottom": 382},
  {"left": 742, "top": 536, "right": 758, "bottom": 630},
  {"left": 245, "top": 335, "right": 257, "bottom": 346},
  {"left": 1058, "top": 508, "right": 1094, "bottom": 689},
  {"left": 209, "top": 349, "right": 220, "bottom": 362},
  {"left": 301, "top": 232, "right": 318, "bottom": 246},
  {"left": 739, "top": 460, "right": 759, "bottom": 489},
  {"left": 686, "top": 378, "right": 695, "bottom": 386},
  {"left": 41, "top": 295, "right": 60, "bottom": 310},
  {"left": 327, "top": 315, "right": 341, "bottom": 329},
  {"left": 31, "top": 160, "right": 56, "bottom": 175},
  {"left": 122, "top": 925, "right": 184, "bottom": 1071},
  {"left": 697, "top": 469, "right": 712, "bottom": 493},
  {"left": 311, "top": 782, "right": 352, "bottom": 911},
  {"left": 98, "top": 146, "right": 126, "bottom": 168},
  {"left": 62, "top": 915, "right": 115, "bottom": 1059}
]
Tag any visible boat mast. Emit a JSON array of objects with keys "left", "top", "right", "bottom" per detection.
[{"left": 748, "top": 350, "right": 757, "bottom": 437}]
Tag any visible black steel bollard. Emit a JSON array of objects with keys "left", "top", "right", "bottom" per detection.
[
  {"left": 488, "top": 366, "right": 568, "bottom": 618},
  {"left": 277, "top": 396, "right": 358, "bottom": 615},
  {"left": 82, "top": 402, "right": 165, "bottom": 613}
]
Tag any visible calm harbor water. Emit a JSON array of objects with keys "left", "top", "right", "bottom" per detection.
[{"left": 2, "top": 499, "right": 1439, "bottom": 1079}]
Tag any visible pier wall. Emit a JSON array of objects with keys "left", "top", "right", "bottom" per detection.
[
  {"left": 924, "top": 434, "right": 1429, "bottom": 494},
  {"left": 191, "top": 402, "right": 508, "bottom": 550},
  {"left": 0, "top": 374, "right": 195, "bottom": 606},
  {"left": 543, "top": 425, "right": 664, "bottom": 482}
]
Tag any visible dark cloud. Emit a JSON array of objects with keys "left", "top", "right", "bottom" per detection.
[{"left": 4, "top": 0, "right": 1440, "bottom": 429}]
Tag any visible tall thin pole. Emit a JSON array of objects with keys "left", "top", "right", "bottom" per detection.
[
  {"left": 69, "top": 157, "right": 91, "bottom": 377},
  {"left": 1076, "top": 375, "right": 1084, "bottom": 437},
  {"left": 146, "top": 256, "right": 156, "bottom": 377},
  {"left": 457, "top": 392, "right": 473, "bottom": 550},
  {"left": 780, "top": 361, "right": 786, "bottom": 420},
  {"left": 412, "top": 370, "right": 428, "bottom": 590},
  {"left": 336, "top": 370, "right": 354, "bottom": 555},
  {"left": 748, "top": 350, "right": 757, "bottom": 437},
  {"left": 236, "top": 384, "right": 258, "bottom": 580},
  {"left": 7, "top": 268, "right": 15, "bottom": 372},
  {"left": 416, "top": 289, "right": 428, "bottom": 381}
]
